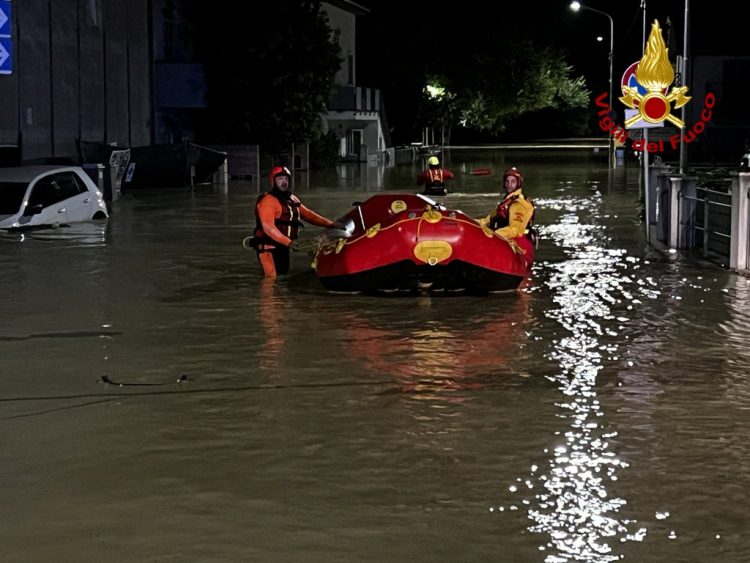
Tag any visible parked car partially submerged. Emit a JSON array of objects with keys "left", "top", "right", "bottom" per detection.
[{"left": 0, "top": 165, "right": 109, "bottom": 229}]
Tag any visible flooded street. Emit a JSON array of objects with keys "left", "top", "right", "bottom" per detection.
[{"left": 1, "top": 150, "right": 749, "bottom": 562}]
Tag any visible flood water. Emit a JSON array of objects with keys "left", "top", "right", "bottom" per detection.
[{"left": 1, "top": 149, "right": 749, "bottom": 562}]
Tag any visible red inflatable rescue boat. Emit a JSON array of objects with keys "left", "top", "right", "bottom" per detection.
[{"left": 313, "top": 193, "right": 534, "bottom": 293}]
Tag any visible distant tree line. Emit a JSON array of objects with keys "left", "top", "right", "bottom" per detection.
[{"left": 419, "top": 41, "right": 589, "bottom": 145}]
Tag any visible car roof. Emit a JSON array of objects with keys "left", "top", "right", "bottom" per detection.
[{"left": 0, "top": 165, "right": 81, "bottom": 184}]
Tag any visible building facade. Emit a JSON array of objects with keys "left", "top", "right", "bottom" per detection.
[
  {"left": 322, "top": 1, "right": 391, "bottom": 163},
  {"left": 0, "top": 0, "right": 391, "bottom": 165},
  {"left": 0, "top": 0, "right": 151, "bottom": 163}
]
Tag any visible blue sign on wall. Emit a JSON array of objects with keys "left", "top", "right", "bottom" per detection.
[
  {"left": 0, "top": 0, "right": 10, "bottom": 36},
  {"left": 0, "top": 0, "right": 11, "bottom": 75},
  {"left": 0, "top": 37, "right": 11, "bottom": 75}
]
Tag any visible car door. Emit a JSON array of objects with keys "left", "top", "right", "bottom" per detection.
[
  {"left": 24, "top": 175, "right": 68, "bottom": 226},
  {"left": 53, "top": 171, "right": 92, "bottom": 222}
]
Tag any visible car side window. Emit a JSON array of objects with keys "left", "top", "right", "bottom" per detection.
[
  {"left": 53, "top": 172, "right": 87, "bottom": 200},
  {"left": 27, "top": 177, "right": 64, "bottom": 209}
]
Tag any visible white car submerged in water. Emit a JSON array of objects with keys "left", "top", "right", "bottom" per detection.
[{"left": 0, "top": 165, "right": 109, "bottom": 229}]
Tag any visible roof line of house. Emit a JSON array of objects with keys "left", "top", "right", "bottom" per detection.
[{"left": 323, "top": 0, "right": 370, "bottom": 16}]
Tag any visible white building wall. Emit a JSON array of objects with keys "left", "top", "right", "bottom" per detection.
[{"left": 322, "top": 3, "right": 355, "bottom": 87}]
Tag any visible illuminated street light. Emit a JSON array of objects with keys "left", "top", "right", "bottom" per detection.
[{"left": 570, "top": 1, "right": 615, "bottom": 169}]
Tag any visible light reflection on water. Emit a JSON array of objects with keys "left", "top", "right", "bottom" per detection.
[
  {"left": 718, "top": 276, "right": 750, "bottom": 409},
  {"left": 508, "top": 190, "right": 657, "bottom": 561},
  {"left": 259, "top": 274, "right": 537, "bottom": 396},
  {"left": 0, "top": 221, "right": 108, "bottom": 246}
]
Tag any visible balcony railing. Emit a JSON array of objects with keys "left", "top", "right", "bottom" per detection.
[{"left": 328, "top": 86, "right": 380, "bottom": 112}]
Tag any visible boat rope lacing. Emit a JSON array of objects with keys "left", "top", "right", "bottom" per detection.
[{"left": 312, "top": 207, "right": 527, "bottom": 259}]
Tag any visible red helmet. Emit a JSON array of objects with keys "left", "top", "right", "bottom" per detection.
[
  {"left": 503, "top": 167, "right": 524, "bottom": 189},
  {"left": 269, "top": 166, "right": 291, "bottom": 187}
]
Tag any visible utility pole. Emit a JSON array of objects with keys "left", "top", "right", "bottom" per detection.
[
  {"left": 641, "top": 0, "right": 651, "bottom": 243},
  {"left": 679, "top": 0, "right": 690, "bottom": 174}
]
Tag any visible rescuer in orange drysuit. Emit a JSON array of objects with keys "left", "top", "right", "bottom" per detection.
[{"left": 251, "top": 166, "right": 343, "bottom": 278}]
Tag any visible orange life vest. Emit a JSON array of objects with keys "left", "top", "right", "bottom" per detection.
[{"left": 253, "top": 190, "right": 303, "bottom": 246}]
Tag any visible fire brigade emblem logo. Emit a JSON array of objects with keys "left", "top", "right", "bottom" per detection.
[{"left": 620, "top": 20, "right": 691, "bottom": 127}]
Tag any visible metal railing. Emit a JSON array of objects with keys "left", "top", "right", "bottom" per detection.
[{"left": 681, "top": 186, "right": 732, "bottom": 258}]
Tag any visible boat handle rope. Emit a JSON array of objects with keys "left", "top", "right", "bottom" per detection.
[{"left": 314, "top": 213, "right": 526, "bottom": 255}]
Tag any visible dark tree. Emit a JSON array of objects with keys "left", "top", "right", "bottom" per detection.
[
  {"left": 193, "top": 1, "right": 341, "bottom": 151},
  {"left": 432, "top": 40, "right": 589, "bottom": 139}
]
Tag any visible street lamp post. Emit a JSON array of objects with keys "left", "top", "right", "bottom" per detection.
[
  {"left": 570, "top": 1, "right": 615, "bottom": 170},
  {"left": 679, "top": 0, "right": 689, "bottom": 174}
]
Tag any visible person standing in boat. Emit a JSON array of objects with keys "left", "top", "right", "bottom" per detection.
[
  {"left": 251, "top": 166, "right": 342, "bottom": 278},
  {"left": 478, "top": 166, "right": 536, "bottom": 242},
  {"left": 417, "top": 156, "right": 454, "bottom": 196}
]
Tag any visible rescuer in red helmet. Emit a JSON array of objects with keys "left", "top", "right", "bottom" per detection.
[
  {"left": 478, "top": 166, "right": 536, "bottom": 242},
  {"left": 249, "top": 166, "right": 345, "bottom": 278}
]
